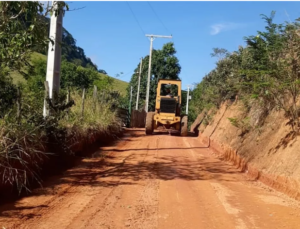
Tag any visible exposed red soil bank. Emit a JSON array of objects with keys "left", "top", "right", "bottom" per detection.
[{"left": 192, "top": 101, "right": 300, "bottom": 201}]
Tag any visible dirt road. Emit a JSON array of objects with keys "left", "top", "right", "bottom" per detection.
[{"left": 1, "top": 129, "right": 300, "bottom": 229}]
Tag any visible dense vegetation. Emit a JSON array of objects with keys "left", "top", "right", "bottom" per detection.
[
  {"left": 126, "top": 42, "right": 187, "bottom": 112},
  {"left": 0, "top": 1, "right": 123, "bottom": 193},
  {"left": 7, "top": 4, "right": 100, "bottom": 71},
  {"left": 189, "top": 12, "right": 300, "bottom": 132}
]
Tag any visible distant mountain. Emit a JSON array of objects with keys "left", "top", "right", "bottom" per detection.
[{"left": 35, "top": 16, "right": 99, "bottom": 71}]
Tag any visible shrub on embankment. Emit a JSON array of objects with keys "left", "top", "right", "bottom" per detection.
[{"left": 189, "top": 11, "right": 300, "bottom": 134}]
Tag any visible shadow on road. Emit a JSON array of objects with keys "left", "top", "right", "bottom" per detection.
[
  {"left": 53, "top": 153, "right": 241, "bottom": 191},
  {"left": 152, "top": 131, "right": 199, "bottom": 138},
  {"left": 0, "top": 128, "right": 239, "bottom": 219}
]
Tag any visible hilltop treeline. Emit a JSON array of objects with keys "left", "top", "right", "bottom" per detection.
[{"left": 32, "top": 15, "right": 98, "bottom": 70}]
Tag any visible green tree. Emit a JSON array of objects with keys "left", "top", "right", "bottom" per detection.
[
  {"left": 127, "top": 42, "right": 181, "bottom": 111},
  {"left": 0, "top": 1, "right": 68, "bottom": 116},
  {"left": 0, "top": 69, "right": 17, "bottom": 117},
  {"left": 0, "top": 1, "right": 68, "bottom": 76}
]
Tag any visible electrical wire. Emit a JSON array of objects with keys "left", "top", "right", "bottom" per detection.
[
  {"left": 119, "top": 69, "right": 142, "bottom": 80},
  {"left": 145, "top": 2, "right": 181, "bottom": 68},
  {"left": 147, "top": 1, "right": 171, "bottom": 35},
  {"left": 146, "top": 1, "right": 181, "bottom": 76},
  {"left": 118, "top": 70, "right": 134, "bottom": 78},
  {"left": 126, "top": 1, "right": 146, "bottom": 36}
]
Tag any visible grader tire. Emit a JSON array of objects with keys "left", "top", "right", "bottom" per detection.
[
  {"left": 145, "top": 112, "right": 155, "bottom": 135},
  {"left": 181, "top": 115, "right": 188, "bottom": 136}
]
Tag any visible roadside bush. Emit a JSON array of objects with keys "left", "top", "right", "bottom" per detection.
[
  {"left": 190, "top": 11, "right": 300, "bottom": 133},
  {"left": 60, "top": 90, "right": 120, "bottom": 135},
  {"left": 0, "top": 70, "right": 17, "bottom": 118},
  {"left": 228, "top": 117, "right": 252, "bottom": 136}
]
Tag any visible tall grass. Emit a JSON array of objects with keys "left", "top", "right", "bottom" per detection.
[
  {"left": 61, "top": 91, "right": 119, "bottom": 133},
  {"left": 0, "top": 88, "right": 122, "bottom": 193},
  {"left": 0, "top": 118, "right": 47, "bottom": 192}
]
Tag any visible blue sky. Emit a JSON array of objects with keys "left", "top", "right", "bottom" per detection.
[{"left": 63, "top": 1, "right": 300, "bottom": 90}]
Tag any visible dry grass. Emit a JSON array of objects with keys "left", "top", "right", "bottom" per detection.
[
  {"left": 0, "top": 89, "right": 122, "bottom": 193},
  {"left": 60, "top": 91, "right": 120, "bottom": 135},
  {"left": 0, "top": 119, "right": 47, "bottom": 192}
]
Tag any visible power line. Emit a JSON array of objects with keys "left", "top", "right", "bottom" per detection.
[
  {"left": 126, "top": 2, "right": 146, "bottom": 36},
  {"left": 146, "top": 1, "right": 181, "bottom": 77},
  {"left": 118, "top": 70, "right": 134, "bottom": 78},
  {"left": 147, "top": 1, "right": 171, "bottom": 35},
  {"left": 146, "top": 3, "right": 187, "bottom": 91},
  {"left": 146, "top": 2, "right": 179, "bottom": 63}
]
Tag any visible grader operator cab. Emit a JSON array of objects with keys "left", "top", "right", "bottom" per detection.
[{"left": 145, "top": 79, "right": 188, "bottom": 136}]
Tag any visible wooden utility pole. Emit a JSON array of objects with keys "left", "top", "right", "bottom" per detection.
[
  {"left": 43, "top": 1, "right": 63, "bottom": 117},
  {"left": 136, "top": 57, "right": 143, "bottom": 110}
]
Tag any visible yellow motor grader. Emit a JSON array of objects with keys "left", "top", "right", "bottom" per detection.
[{"left": 145, "top": 79, "right": 188, "bottom": 136}]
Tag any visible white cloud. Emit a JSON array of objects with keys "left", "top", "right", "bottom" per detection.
[{"left": 210, "top": 22, "right": 244, "bottom": 35}]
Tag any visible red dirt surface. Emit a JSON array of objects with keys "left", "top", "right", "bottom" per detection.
[{"left": 1, "top": 128, "right": 300, "bottom": 229}]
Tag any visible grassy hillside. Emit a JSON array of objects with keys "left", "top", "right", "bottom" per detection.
[
  {"left": 110, "top": 77, "right": 128, "bottom": 96},
  {"left": 10, "top": 52, "right": 128, "bottom": 96}
]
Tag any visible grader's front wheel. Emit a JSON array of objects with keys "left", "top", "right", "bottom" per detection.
[
  {"left": 145, "top": 112, "right": 155, "bottom": 135},
  {"left": 181, "top": 115, "right": 188, "bottom": 136}
]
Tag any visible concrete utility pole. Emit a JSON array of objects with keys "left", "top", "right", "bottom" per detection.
[
  {"left": 145, "top": 34, "right": 172, "bottom": 112},
  {"left": 129, "top": 86, "right": 133, "bottom": 114},
  {"left": 43, "top": 1, "right": 63, "bottom": 117},
  {"left": 186, "top": 85, "right": 193, "bottom": 115},
  {"left": 136, "top": 57, "right": 143, "bottom": 110}
]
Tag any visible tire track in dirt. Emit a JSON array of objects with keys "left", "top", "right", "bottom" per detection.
[
  {"left": 8, "top": 164, "right": 104, "bottom": 229},
  {"left": 185, "top": 137, "right": 261, "bottom": 228},
  {"left": 184, "top": 135, "right": 300, "bottom": 229},
  {"left": 126, "top": 136, "right": 160, "bottom": 229},
  {"left": 0, "top": 133, "right": 135, "bottom": 229},
  {"left": 161, "top": 136, "right": 237, "bottom": 228},
  {"left": 67, "top": 136, "right": 158, "bottom": 229},
  {"left": 65, "top": 138, "right": 151, "bottom": 229},
  {"left": 64, "top": 155, "right": 135, "bottom": 229},
  {"left": 81, "top": 155, "right": 145, "bottom": 228},
  {"left": 34, "top": 142, "right": 132, "bottom": 229},
  {"left": 210, "top": 182, "right": 248, "bottom": 229}
]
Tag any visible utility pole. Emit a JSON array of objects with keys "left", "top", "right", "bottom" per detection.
[
  {"left": 186, "top": 85, "right": 192, "bottom": 115},
  {"left": 43, "top": 1, "right": 63, "bottom": 117},
  {"left": 136, "top": 57, "right": 143, "bottom": 110},
  {"left": 145, "top": 34, "right": 172, "bottom": 112},
  {"left": 129, "top": 86, "right": 133, "bottom": 114}
]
